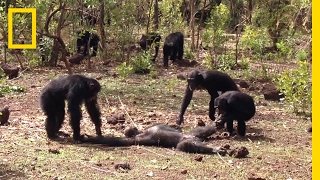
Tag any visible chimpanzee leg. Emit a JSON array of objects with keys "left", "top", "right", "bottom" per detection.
[
  {"left": 177, "top": 40, "right": 184, "bottom": 60},
  {"left": 85, "top": 99, "right": 102, "bottom": 136},
  {"left": 45, "top": 111, "right": 58, "bottom": 139},
  {"left": 163, "top": 46, "right": 170, "bottom": 67},
  {"left": 68, "top": 98, "right": 83, "bottom": 141},
  {"left": 237, "top": 120, "right": 246, "bottom": 136},
  {"left": 91, "top": 44, "right": 98, "bottom": 57},
  {"left": 153, "top": 46, "right": 159, "bottom": 61},
  {"left": 170, "top": 48, "right": 177, "bottom": 62},
  {"left": 55, "top": 99, "right": 65, "bottom": 134},
  {"left": 209, "top": 92, "right": 219, "bottom": 121},
  {"left": 226, "top": 120, "right": 235, "bottom": 135}
]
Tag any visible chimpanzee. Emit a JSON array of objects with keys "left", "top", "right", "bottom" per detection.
[
  {"left": 83, "top": 124, "right": 227, "bottom": 155},
  {"left": 163, "top": 32, "right": 184, "bottom": 67},
  {"left": 139, "top": 32, "right": 161, "bottom": 61},
  {"left": 214, "top": 91, "right": 256, "bottom": 136},
  {"left": 76, "top": 30, "right": 100, "bottom": 57},
  {"left": 177, "top": 69, "right": 239, "bottom": 125},
  {"left": 40, "top": 74, "right": 102, "bottom": 141}
]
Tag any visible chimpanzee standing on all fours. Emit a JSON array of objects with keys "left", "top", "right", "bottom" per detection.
[
  {"left": 163, "top": 32, "right": 184, "bottom": 67},
  {"left": 40, "top": 74, "right": 103, "bottom": 141},
  {"left": 139, "top": 32, "right": 161, "bottom": 61}
]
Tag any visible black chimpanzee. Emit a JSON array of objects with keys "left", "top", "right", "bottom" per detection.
[
  {"left": 83, "top": 124, "right": 227, "bottom": 155},
  {"left": 214, "top": 91, "right": 256, "bottom": 136},
  {"left": 177, "top": 69, "right": 239, "bottom": 125},
  {"left": 163, "top": 32, "right": 184, "bottom": 67},
  {"left": 139, "top": 32, "right": 161, "bottom": 61},
  {"left": 76, "top": 30, "right": 100, "bottom": 57},
  {"left": 40, "top": 74, "right": 102, "bottom": 141}
]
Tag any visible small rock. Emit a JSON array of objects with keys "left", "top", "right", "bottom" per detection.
[
  {"left": 181, "top": 169, "right": 188, "bottom": 174},
  {"left": 194, "top": 155, "right": 203, "bottom": 162},
  {"left": 228, "top": 146, "right": 249, "bottom": 158},
  {"left": 48, "top": 148, "right": 60, "bottom": 154},
  {"left": 114, "top": 162, "right": 131, "bottom": 171},
  {"left": 197, "top": 119, "right": 206, "bottom": 127}
]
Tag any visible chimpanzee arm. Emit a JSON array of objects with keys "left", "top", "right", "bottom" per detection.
[
  {"left": 83, "top": 135, "right": 135, "bottom": 146},
  {"left": 85, "top": 99, "right": 102, "bottom": 136},
  {"left": 68, "top": 97, "right": 83, "bottom": 141},
  {"left": 209, "top": 91, "right": 219, "bottom": 121},
  {"left": 186, "top": 125, "right": 217, "bottom": 140},
  {"left": 177, "top": 87, "right": 194, "bottom": 125},
  {"left": 176, "top": 139, "right": 226, "bottom": 155}
]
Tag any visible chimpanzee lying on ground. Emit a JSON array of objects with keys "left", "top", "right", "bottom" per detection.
[
  {"left": 163, "top": 32, "right": 184, "bottom": 67},
  {"left": 77, "top": 30, "right": 100, "bottom": 57},
  {"left": 177, "top": 69, "right": 239, "bottom": 125},
  {"left": 214, "top": 91, "right": 256, "bottom": 136},
  {"left": 83, "top": 124, "right": 227, "bottom": 155},
  {"left": 40, "top": 74, "right": 102, "bottom": 141},
  {"left": 139, "top": 32, "right": 161, "bottom": 61}
]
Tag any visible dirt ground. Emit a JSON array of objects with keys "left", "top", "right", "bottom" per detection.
[{"left": 0, "top": 60, "right": 312, "bottom": 180}]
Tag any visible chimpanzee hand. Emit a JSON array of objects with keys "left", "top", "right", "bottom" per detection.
[
  {"left": 215, "top": 121, "right": 225, "bottom": 129},
  {"left": 212, "top": 146, "right": 227, "bottom": 156},
  {"left": 177, "top": 115, "right": 184, "bottom": 125}
]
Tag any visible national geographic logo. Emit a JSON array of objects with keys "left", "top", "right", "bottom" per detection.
[{"left": 7, "top": 8, "right": 36, "bottom": 49}]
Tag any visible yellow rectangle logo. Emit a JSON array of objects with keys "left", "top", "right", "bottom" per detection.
[{"left": 8, "top": 8, "right": 36, "bottom": 49}]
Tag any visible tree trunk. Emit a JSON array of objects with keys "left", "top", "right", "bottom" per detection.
[
  {"left": 48, "top": 39, "right": 60, "bottom": 66},
  {"left": 99, "top": 0, "right": 107, "bottom": 60},
  {"left": 189, "top": 0, "right": 196, "bottom": 50},
  {"left": 153, "top": 0, "right": 159, "bottom": 30}
]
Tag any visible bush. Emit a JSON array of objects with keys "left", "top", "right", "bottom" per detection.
[
  {"left": 130, "top": 51, "right": 153, "bottom": 74},
  {"left": 276, "top": 60, "right": 311, "bottom": 115},
  {"left": 115, "top": 62, "right": 133, "bottom": 79}
]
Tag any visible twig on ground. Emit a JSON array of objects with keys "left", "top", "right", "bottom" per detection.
[{"left": 117, "top": 96, "right": 138, "bottom": 128}]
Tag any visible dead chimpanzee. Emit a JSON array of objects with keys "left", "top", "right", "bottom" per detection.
[
  {"left": 214, "top": 91, "right": 256, "bottom": 136},
  {"left": 83, "top": 124, "right": 227, "bottom": 155},
  {"left": 163, "top": 32, "right": 184, "bottom": 67},
  {"left": 40, "top": 74, "right": 102, "bottom": 141},
  {"left": 177, "top": 69, "right": 239, "bottom": 125},
  {"left": 139, "top": 32, "right": 161, "bottom": 61},
  {"left": 76, "top": 30, "right": 100, "bottom": 57}
]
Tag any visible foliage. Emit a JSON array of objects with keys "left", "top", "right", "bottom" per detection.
[
  {"left": 276, "top": 36, "right": 295, "bottom": 60},
  {"left": 115, "top": 62, "right": 133, "bottom": 79},
  {"left": 202, "top": 4, "right": 229, "bottom": 49},
  {"left": 184, "top": 49, "right": 195, "bottom": 59},
  {"left": 159, "top": 0, "right": 185, "bottom": 33},
  {"left": 239, "top": 26, "right": 270, "bottom": 60},
  {"left": 0, "top": 84, "right": 26, "bottom": 97},
  {"left": 276, "top": 60, "right": 311, "bottom": 114},
  {"left": 130, "top": 51, "right": 153, "bottom": 74}
]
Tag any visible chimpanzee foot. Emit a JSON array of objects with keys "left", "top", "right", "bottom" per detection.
[{"left": 57, "top": 131, "right": 70, "bottom": 138}]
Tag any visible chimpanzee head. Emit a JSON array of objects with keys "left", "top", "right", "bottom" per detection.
[
  {"left": 187, "top": 70, "right": 204, "bottom": 91},
  {"left": 87, "top": 79, "right": 101, "bottom": 101},
  {"left": 214, "top": 98, "right": 228, "bottom": 115}
]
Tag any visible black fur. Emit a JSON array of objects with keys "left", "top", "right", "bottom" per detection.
[
  {"left": 83, "top": 124, "right": 226, "bottom": 155},
  {"left": 214, "top": 91, "right": 256, "bottom": 136},
  {"left": 177, "top": 69, "right": 239, "bottom": 125},
  {"left": 139, "top": 32, "right": 161, "bottom": 61},
  {"left": 163, "top": 32, "right": 184, "bottom": 67},
  {"left": 76, "top": 30, "right": 100, "bottom": 57},
  {"left": 40, "top": 74, "right": 102, "bottom": 141}
]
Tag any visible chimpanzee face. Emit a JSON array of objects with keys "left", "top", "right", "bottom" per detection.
[
  {"left": 215, "top": 98, "right": 228, "bottom": 115},
  {"left": 187, "top": 70, "right": 204, "bottom": 91}
]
